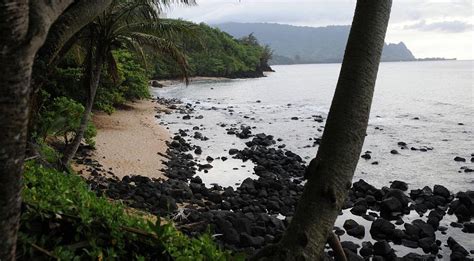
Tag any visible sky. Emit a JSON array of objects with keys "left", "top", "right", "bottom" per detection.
[{"left": 165, "top": 0, "right": 474, "bottom": 60}]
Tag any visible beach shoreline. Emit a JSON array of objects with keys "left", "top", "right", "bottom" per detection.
[{"left": 74, "top": 99, "right": 170, "bottom": 180}]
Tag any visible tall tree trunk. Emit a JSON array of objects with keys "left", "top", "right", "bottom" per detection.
[
  {"left": 61, "top": 45, "right": 104, "bottom": 166},
  {"left": 0, "top": 2, "right": 36, "bottom": 259},
  {"left": 1, "top": 1, "right": 75, "bottom": 259},
  {"left": 252, "top": 0, "right": 392, "bottom": 260},
  {"left": 0, "top": 28, "right": 32, "bottom": 261}
]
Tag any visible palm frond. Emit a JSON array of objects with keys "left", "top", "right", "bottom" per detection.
[
  {"left": 113, "top": 19, "right": 198, "bottom": 40},
  {"left": 119, "top": 36, "right": 149, "bottom": 70}
]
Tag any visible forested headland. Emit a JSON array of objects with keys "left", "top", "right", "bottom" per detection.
[{"left": 152, "top": 23, "right": 274, "bottom": 79}]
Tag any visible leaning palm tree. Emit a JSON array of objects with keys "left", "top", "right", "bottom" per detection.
[{"left": 60, "top": 0, "right": 196, "bottom": 166}]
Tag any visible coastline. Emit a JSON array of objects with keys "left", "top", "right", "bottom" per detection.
[
  {"left": 74, "top": 99, "right": 170, "bottom": 180},
  {"left": 76, "top": 95, "right": 474, "bottom": 258}
]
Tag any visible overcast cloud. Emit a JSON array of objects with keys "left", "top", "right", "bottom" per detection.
[
  {"left": 165, "top": 0, "right": 473, "bottom": 59},
  {"left": 404, "top": 20, "right": 471, "bottom": 33}
]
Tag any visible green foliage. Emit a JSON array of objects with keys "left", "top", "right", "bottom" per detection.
[
  {"left": 115, "top": 50, "right": 150, "bottom": 100},
  {"left": 19, "top": 162, "right": 238, "bottom": 260},
  {"left": 95, "top": 50, "right": 150, "bottom": 113},
  {"left": 41, "top": 49, "right": 150, "bottom": 115},
  {"left": 35, "top": 139, "right": 62, "bottom": 164},
  {"left": 37, "top": 96, "right": 96, "bottom": 146},
  {"left": 152, "top": 23, "right": 270, "bottom": 79},
  {"left": 42, "top": 66, "right": 85, "bottom": 102}
]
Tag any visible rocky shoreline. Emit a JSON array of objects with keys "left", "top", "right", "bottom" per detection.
[{"left": 79, "top": 97, "right": 473, "bottom": 260}]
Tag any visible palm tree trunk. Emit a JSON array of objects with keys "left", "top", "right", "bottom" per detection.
[
  {"left": 0, "top": 49, "right": 32, "bottom": 261},
  {"left": 252, "top": 0, "right": 392, "bottom": 260},
  {"left": 61, "top": 46, "right": 104, "bottom": 166},
  {"left": 0, "top": 2, "right": 33, "bottom": 259},
  {"left": 1, "top": 1, "right": 103, "bottom": 259}
]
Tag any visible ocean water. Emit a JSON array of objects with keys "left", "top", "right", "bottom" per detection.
[{"left": 153, "top": 60, "right": 473, "bottom": 192}]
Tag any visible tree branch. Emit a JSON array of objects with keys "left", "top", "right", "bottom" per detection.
[{"left": 27, "top": 0, "right": 75, "bottom": 53}]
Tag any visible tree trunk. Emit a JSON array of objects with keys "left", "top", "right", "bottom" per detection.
[
  {"left": 0, "top": 41, "right": 33, "bottom": 261},
  {"left": 252, "top": 0, "right": 392, "bottom": 260},
  {"left": 61, "top": 45, "right": 104, "bottom": 166},
  {"left": 0, "top": 2, "right": 34, "bottom": 259},
  {"left": 1, "top": 1, "right": 75, "bottom": 259}
]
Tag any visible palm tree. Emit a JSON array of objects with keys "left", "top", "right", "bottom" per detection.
[
  {"left": 0, "top": 1, "right": 116, "bottom": 259},
  {"left": 252, "top": 0, "right": 392, "bottom": 260},
  {"left": 60, "top": 0, "right": 195, "bottom": 166}
]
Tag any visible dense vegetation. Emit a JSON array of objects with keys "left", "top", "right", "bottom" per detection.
[
  {"left": 215, "top": 22, "right": 416, "bottom": 64},
  {"left": 19, "top": 160, "right": 234, "bottom": 260},
  {"left": 152, "top": 23, "right": 273, "bottom": 79}
]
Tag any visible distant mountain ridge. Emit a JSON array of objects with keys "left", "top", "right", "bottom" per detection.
[{"left": 214, "top": 22, "right": 416, "bottom": 64}]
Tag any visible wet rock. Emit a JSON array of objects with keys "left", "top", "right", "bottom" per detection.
[
  {"left": 352, "top": 179, "right": 377, "bottom": 194},
  {"left": 341, "top": 241, "right": 360, "bottom": 254},
  {"left": 350, "top": 205, "right": 367, "bottom": 216},
  {"left": 381, "top": 197, "right": 403, "bottom": 219},
  {"left": 150, "top": 80, "right": 163, "bottom": 87},
  {"left": 240, "top": 233, "right": 264, "bottom": 247},
  {"left": 390, "top": 180, "right": 408, "bottom": 191},
  {"left": 462, "top": 222, "right": 474, "bottom": 233},
  {"left": 418, "top": 237, "right": 436, "bottom": 253},
  {"left": 222, "top": 228, "right": 240, "bottom": 244},
  {"left": 159, "top": 196, "right": 177, "bottom": 211},
  {"left": 401, "top": 253, "right": 436, "bottom": 261},
  {"left": 450, "top": 222, "right": 464, "bottom": 228},
  {"left": 334, "top": 227, "right": 345, "bottom": 236},
  {"left": 229, "top": 148, "right": 239, "bottom": 155},
  {"left": 194, "top": 146, "right": 202, "bottom": 155},
  {"left": 433, "top": 185, "right": 450, "bottom": 198},
  {"left": 398, "top": 141, "right": 407, "bottom": 147},
  {"left": 347, "top": 225, "right": 365, "bottom": 239},
  {"left": 343, "top": 219, "right": 359, "bottom": 231},
  {"left": 370, "top": 218, "right": 395, "bottom": 239},
  {"left": 402, "top": 239, "right": 418, "bottom": 248},
  {"left": 447, "top": 237, "right": 469, "bottom": 260},
  {"left": 359, "top": 241, "right": 373, "bottom": 257},
  {"left": 412, "top": 219, "right": 435, "bottom": 239},
  {"left": 343, "top": 248, "right": 364, "bottom": 261},
  {"left": 373, "top": 240, "right": 393, "bottom": 256}
]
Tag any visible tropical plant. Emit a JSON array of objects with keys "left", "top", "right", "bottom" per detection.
[
  {"left": 37, "top": 96, "right": 97, "bottom": 147},
  {"left": 60, "top": 0, "right": 196, "bottom": 166}
]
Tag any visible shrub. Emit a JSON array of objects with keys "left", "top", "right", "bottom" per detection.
[
  {"left": 19, "top": 162, "right": 238, "bottom": 260},
  {"left": 37, "top": 96, "right": 96, "bottom": 146}
]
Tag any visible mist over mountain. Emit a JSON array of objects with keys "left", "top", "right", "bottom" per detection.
[{"left": 214, "top": 22, "right": 416, "bottom": 64}]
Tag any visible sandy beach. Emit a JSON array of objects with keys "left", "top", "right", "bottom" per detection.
[{"left": 76, "top": 99, "right": 169, "bottom": 180}]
